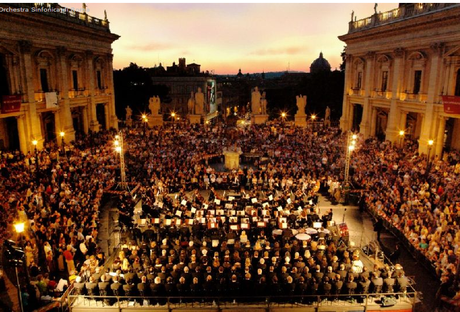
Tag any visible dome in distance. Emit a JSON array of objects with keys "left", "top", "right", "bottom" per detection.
[{"left": 310, "top": 52, "right": 331, "bottom": 74}]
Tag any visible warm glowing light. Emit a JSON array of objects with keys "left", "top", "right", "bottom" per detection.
[
  {"left": 428, "top": 139, "right": 434, "bottom": 146},
  {"left": 311, "top": 114, "right": 316, "bottom": 120},
  {"left": 352, "top": 134, "right": 357, "bottom": 140},
  {"left": 115, "top": 135, "right": 120, "bottom": 140},
  {"left": 142, "top": 114, "right": 147, "bottom": 121},
  {"left": 399, "top": 130, "right": 405, "bottom": 136},
  {"left": 281, "top": 112, "right": 287, "bottom": 118},
  {"left": 115, "top": 146, "right": 122, "bottom": 153},
  {"left": 32, "top": 140, "right": 38, "bottom": 146},
  {"left": 351, "top": 140, "right": 356, "bottom": 146},
  {"left": 205, "top": 120, "right": 210, "bottom": 124},
  {"left": 348, "top": 145, "right": 355, "bottom": 151},
  {"left": 14, "top": 222, "right": 25, "bottom": 234},
  {"left": 60, "top": 131, "right": 65, "bottom": 138},
  {"left": 114, "top": 140, "right": 119, "bottom": 146},
  {"left": 171, "top": 112, "right": 176, "bottom": 118}
]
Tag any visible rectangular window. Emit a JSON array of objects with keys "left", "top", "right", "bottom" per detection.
[
  {"left": 381, "top": 71, "right": 388, "bottom": 92},
  {"left": 357, "top": 72, "right": 362, "bottom": 89},
  {"left": 413, "top": 70, "right": 422, "bottom": 94},
  {"left": 40, "top": 68, "right": 49, "bottom": 92},
  {"left": 97, "top": 70, "right": 102, "bottom": 89},
  {"left": 72, "top": 70, "right": 78, "bottom": 90}
]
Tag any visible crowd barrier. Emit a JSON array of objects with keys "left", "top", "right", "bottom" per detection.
[{"left": 68, "top": 291, "right": 418, "bottom": 312}]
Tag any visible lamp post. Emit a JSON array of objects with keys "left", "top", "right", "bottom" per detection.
[
  {"left": 398, "top": 130, "right": 405, "bottom": 149},
  {"left": 426, "top": 139, "right": 434, "bottom": 178},
  {"left": 60, "top": 131, "right": 65, "bottom": 159},
  {"left": 281, "top": 111, "right": 287, "bottom": 126},
  {"left": 32, "top": 140, "right": 39, "bottom": 183},
  {"left": 344, "top": 133, "right": 357, "bottom": 183},
  {"left": 171, "top": 112, "right": 176, "bottom": 129},
  {"left": 142, "top": 114, "right": 148, "bottom": 136},
  {"left": 311, "top": 114, "right": 316, "bottom": 131},
  {"left": 13, "top": 222, "right": 25, "bottom": 312},
  {"left": 114, "top": 133, "right": 127, "bottom": 189}
]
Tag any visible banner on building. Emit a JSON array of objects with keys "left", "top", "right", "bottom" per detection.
[
  {"left": 1, "top": 95, "right": 22, "bottom": 114},
  {"left": 442, "top": 95, "right": 460, "bottom": 115},
  {"left": 45, "top": 92, "right": 58, "bottom": 109}
]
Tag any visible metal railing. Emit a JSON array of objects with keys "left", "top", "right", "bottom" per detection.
[{"left": 68, "top": 291, "right": 418, "bottom": 311}]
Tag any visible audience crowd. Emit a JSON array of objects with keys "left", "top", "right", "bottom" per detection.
[{"left": 1, "top": 120, "right": 459, "bottom": 309}]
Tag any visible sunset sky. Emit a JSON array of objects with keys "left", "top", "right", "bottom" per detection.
[{"left": 63, "top": 2, "right": 397, "bottom": 74}]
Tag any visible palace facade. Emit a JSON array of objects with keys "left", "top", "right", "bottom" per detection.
[
  {"left": 339, "top": 3, "right": 460, "bottom": 156},
  {"left": 0, "top": 3, "right": 119, "bottom": 152}
]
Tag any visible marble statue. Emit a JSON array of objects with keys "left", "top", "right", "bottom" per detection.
[
  {"left": 125, "top": 106, "right": 132, "bottom": 120},
  {"left": 149, "top": 96, "right": 161, "bottom": 115},
  {"left": 251, "top": 86, "right": 261, "bottom": 114},
  {"left": 195, "top": 87, "right": 205, "bottom": 115},
  {"left": 260, "top": 91, "right": 267, "bottom": 114},
  {"left": 296, "top": 95, "right": 307, "bottom": 116},
  {"left": 324, "top": 106, "right": 331, "bottom": 127},
  {"left": 187, "top": 92, "right": 195, "bottom": 115}
]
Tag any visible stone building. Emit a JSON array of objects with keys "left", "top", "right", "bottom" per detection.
[
  {"left": 151, "top": 59, "right": 217, "bottom": 117},
  {"left": 339, "top": 3, "right": 460, "bottom": 156},
  {"left": 0, "top": 3, "right": 119, "bottom": 152}
]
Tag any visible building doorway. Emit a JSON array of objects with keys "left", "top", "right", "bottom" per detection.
[
  {"left": 4, "top": 117, "right": 19, "bottom": 151},
  {"left": 352, "top": 104, "right": 363, "bottom": 132},
  {"left": 405, "top": 112, "right": 422, "bottom": 140},
  {"left": 444, "top": 117, "right": 460, "bottom": 152},
  {"left": 41, "top": 112, "right": 56, "bottom": 143},
  {"left": 71, "top": 107, "right": 84, "bottom": 136},
  {"left": 376, "top": 109, "right": 388, "bottom": 141},
  {"left": 96, "top": 103, "right": 106, "bottom": 130}
]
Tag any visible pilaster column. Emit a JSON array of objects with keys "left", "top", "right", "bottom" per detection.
[
  {"left": 16, "top": 115, "right": 27, "bottom": 154},
  {"left": 369, "top": 107, "right": 377, "bottom": 137},
  {"left": 359, "top": 52, "right": 375, "bottom": 137},
  {"left": 385, "top": 48, "right": 405, "bottom": 143},
  {"left": 435, "top": 116, "right": 447, "bottom": 159},
  {"left": 106, "top": 53, "right": 118, "bottom": 129},
  {"left": 340, "top": 54, "right": 352, "bottom": 131},
  {"left": 399, "top": 110, "right": 408, "bottom": 132},
  {"left": 82, "top": 106, "right": 89, "bottom": 134},
  {"left": 19, "top": 40, "right": 43, "bottom": 149},
  {"left": 57, "top": 46, "right": 76, "bottom": 142},
  {"left": 419, "top": 43, "right": 444, "bottom": 154},
  {"left": 86, "top": 50, "right": 99, "bottom": 132}
]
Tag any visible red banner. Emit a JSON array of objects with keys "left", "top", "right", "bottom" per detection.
[
  {"left": 442, "top": 95, "right": 460, "bottom": 115},
  {"left": 1, "top": 95, "right": 22, "bottom": 114}
]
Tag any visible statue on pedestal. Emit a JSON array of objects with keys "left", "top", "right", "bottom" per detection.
[
  {"left": 195, "top": 87, "right": 205, "bottom": 115},
  {"left": 260, "top": 91, "right": 267, "bottom": 114},
  {"left": 187, "top": 92, "right": 195, "bottom": 114},
  {"left": 125, "top": 106, "right": 132, "bottom": 120},
  {"left": 296, "top": 95, "right": 307, "bottom": 116},
  {"left": 324, "top": 106, "right": 331, "bottom": 127},
  {"left": 251, "top": 86, "right": 261, "bottom": 114},
  {"left": 149, "top": 96, "right": 161, "bottom": 115}
]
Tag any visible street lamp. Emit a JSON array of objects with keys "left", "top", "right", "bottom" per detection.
[
  {"left": 399, "top": 130, "right": 405, "bottom": 148},
  {"left": 171, "top": 112, "right": 176, "bottom": 129},
  {"left": 32, "top": 140, "right": 39, "bottom": 182},
  {"left": 311, "top": 114, "right": 317, "bottom": 130},
  {"left": 281, "top": 111, "right": 287, "bottom": 126},
  {"left": 12, "top": 222, "right": 25, "bottom": 312},
  {"left": 114, "top": 132, "right": 126, "bottom": 189},
  {"left": 60, "top": 131, "right": 65, "bottom": 158},
  {"left": 345, "top": 133, "right": 357, "bottom": 183},
  {"left": 142, "top": 114, "right": 148, "bottom": 136},
  {"left": 426, "top": 139, "right": 434, "bottom": 178}
]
